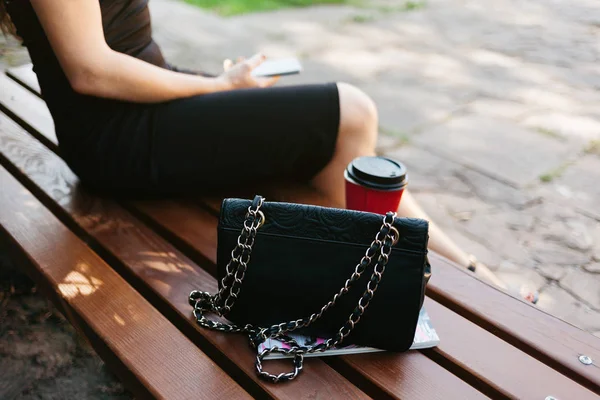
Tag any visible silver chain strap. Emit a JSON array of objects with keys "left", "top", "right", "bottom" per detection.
[{"left": 189, "top": 196, "right": 399, "bottom": 383}]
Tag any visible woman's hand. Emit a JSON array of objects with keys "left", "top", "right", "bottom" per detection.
[{"left": 219, "top": 53, "right": 279, "bottom": 90}]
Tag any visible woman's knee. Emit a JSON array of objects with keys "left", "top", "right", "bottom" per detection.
[{"left": 336, "top": 82, "right": 378, "bottom": 148}]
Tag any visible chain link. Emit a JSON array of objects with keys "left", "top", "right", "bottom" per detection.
[{"left": 189, "top": 196, "right": 399, "bottom": 383}]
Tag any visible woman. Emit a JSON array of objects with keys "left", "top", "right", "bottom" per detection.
[{"left": 0, "top": 0, "right": 502, "bottom": 283}]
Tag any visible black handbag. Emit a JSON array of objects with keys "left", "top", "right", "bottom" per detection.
[{"left": 189, "top": 195, "right": 431, "bottom": 382}]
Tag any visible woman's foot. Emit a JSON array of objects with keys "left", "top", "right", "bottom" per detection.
[
  {"left": 519, "top": 286, "right": 540, "bottom": 304},
  {"left": 468, "top": 255, "right": 539, "bottom": 304}
]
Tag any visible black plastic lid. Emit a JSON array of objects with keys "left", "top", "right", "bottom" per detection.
[{"left": 346, "top": 156, "right": 407, "bottom": 191}]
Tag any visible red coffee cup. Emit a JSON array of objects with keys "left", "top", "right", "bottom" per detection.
[{"left": 344, "top": 156, "right": 408, "bottom": 215}]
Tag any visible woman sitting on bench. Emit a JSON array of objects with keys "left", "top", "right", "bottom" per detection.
[{"left": 1, "top": 0, "right": 503, "bottom": 285}]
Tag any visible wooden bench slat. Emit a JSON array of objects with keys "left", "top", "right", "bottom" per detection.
[
  {"left": 6, "top": 64, "right": 41, "bottom": 95},
  {"left": 424, "top": 298, "right": 598, "bottom": 399},
  {"left": 331, "top": 353, "right": 485, "bottom": 400},
  {"left": 0, "top": 112, "right": 368, "bottom": 400},
  {"left": 427, "top": 252, "right": 600, "bottom": 394},
  {"left": 126, "top": 198, "right": 221, "bottom": 275},
  {"left": 0, "top": 73, "right": 56, "bottom": 147},
  {"left": 0, "top": 164, "right": 249, "bottom": 400}
]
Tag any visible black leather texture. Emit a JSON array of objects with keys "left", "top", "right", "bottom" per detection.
[{"left": 217, "top": 198, "right": 431, "bottom": 352}]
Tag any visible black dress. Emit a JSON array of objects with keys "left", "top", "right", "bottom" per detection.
[{"left": 5, "top": 0, "right": 340, "bottom": 195}]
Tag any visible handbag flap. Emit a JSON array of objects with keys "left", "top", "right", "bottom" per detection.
[{"left": 219, "top": 198, "right": 429, "bottom": 254}]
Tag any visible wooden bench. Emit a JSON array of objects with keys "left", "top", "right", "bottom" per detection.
[{"left": 1, "top": 64, "right": 599, "bottom": 399}]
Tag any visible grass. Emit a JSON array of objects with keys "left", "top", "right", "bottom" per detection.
[
  {"left": 540, "top": 141, "right": 600, "bottom": 183},
  {"left": 539, "top": 172, "right": 557, "bottom": 183},
  {"left": 364, "top": 1, "right": 427, "bottom": 13},
  {"left": 184, "top": 0, "right": 427, "bottom": 17},
  {"left": 184, "top": 0, "right": 351, "bottom": 16},
  {"left": 402, "top": 1, "right": 427, "bottom": 11},
  {"left": 344, "top": 0, "right": 427, "bottom": 24},
  {"left": 584, "top": 140, "right": 600, "bottom": 156},
  {"left": 348, "top": 14, "right": 376, "bottom": 23},
  {"left": 539, "top": 161, "right": 573, "bottom": 183},
  {"left": 534, "top": 126, "right": 565, "bottom": 141},
  {"left": 379, "top": 126, "right": 411, "bottom": 147}
]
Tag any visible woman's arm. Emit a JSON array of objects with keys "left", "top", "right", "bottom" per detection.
[{"left": 30, "top": 0, "right": 273, "bottom": 102}]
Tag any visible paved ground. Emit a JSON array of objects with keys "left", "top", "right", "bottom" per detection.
[{"left": 1, "top": 0, "right": 599, "bottom": 396}]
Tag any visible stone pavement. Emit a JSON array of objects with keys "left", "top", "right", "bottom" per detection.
[
  {"left": 147, "top": 0, "right": 600, "bottom": 335},
  {"left": 0, "top": 0, "right": 598, "bottom": 347}
]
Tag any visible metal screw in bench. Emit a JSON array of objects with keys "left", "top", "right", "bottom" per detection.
[{"left": 579, "top": 355, "right": 593, "bottom": 365}]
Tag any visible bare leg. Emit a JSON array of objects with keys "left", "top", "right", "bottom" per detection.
[
  {"left": 311, "top": 82, "right": 377, "bottom": 205},
  {"left": 311, "top": 82, "right": 504, "bottom": 288},
  {"left": 398, "top": 191, "right": 506, "bottom": 288}
]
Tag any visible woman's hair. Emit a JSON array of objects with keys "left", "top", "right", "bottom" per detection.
[{"left": 0, "top": 1, "right": 16, "bottom": 36}]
